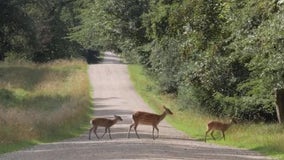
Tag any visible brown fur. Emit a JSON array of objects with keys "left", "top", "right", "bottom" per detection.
[
  {"left": 89, "top": 115, "right": 122, "bottom": 140},
  {"left": 204, "top": 118, "right": 236, "bottom": 142},
  {"left": 127, "top": 106, "right": 173, "bottom": 139}
]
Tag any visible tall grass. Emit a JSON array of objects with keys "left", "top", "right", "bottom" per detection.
[
  {"left": 128, "top": 64, "right": 284, "bottom": 160},
  {"left": 0, "top": 59, "right": 92, "bottom": 153}
]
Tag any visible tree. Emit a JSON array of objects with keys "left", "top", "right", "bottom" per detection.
[
  {"left": 0, "top": 0, "right": 36, "bottom": 60},
  {"left": 0, "top": 0, "right": 83, "bottom": 62},
  {"left": 69, "top": 0, "right": 150, "bottom": 52}
]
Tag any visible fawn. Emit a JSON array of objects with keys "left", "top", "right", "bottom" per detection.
[
  {"left": 204, "top": 118, "right": 236, "bottom": 142},
  {"left": 127, "top": 105, "right": 173, "bottom": 140},
  {"left": 89, "top": 115, "right": 123, "bottom": 140}
]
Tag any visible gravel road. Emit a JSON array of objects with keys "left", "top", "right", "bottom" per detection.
[{"left": 0, "top": 52, "right": 273, "bottom": 160}]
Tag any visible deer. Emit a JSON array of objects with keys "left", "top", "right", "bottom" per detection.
[
  {"left": 89, "top": 115, "right": 123, "bottom": 140},
  {"left": 127, "top": 105, "right": 173, "bottom": 140},
  {"left": 204, "top": 118, "right": 237, "bottom": 142}
]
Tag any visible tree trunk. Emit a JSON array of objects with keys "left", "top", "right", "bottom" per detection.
[{"left": 275, "top": 88, "right": 284, "bottom": 123}]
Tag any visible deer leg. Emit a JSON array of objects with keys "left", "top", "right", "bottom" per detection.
[
  {"left": 93, "top": 126, "right": 100, "bottom": 139},
  {"left": 134, "top": 124, "right": 140, "bottom": 139},
  {"left": 152, "top": 127, "right": 155, "bottom": 140},
  {"left": 108, "top": 128, "right": 112, "bottom": 139},
  {"left": 222, "top": 131, "right": 225, "bottom": 140},
  {"left": 205, "top": 129, "right": 211, "bottom": 142},
  {"left": 210, "top": 131, "right": 215, "bottom": 140},
  {"left": 101, "top": 127, "right": 107, "bottom": 139},
  {"left": 128, "top": 123, "right": 134, "bottom": 138},
  {"left": 153, "top": 125, "right": 159, "bottom": 139},
  {"left": 89, "top": 126, "right": 94, "bottom": 140}
]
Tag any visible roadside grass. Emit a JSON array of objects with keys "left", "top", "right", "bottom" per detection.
[
  {"left": 0, "top": 59, "right": 92, "bottom": 154},
  {"left": 128, "top": 64, "right": 284, "bottom": 160}
]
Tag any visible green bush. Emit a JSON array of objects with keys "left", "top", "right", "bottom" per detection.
[
  {"left": 70, "top": 0, "right": 284, "bottom": 122},
  {"left": 141, "top": 0, "right": 284, "bottom": 121},
  {"left": 149, "top": 37, "right": 182, "bottom": 93}
]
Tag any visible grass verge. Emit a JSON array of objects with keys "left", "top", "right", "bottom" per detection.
[
  {"left": 0, "top": 59, "right": 92, "bottom": 154},
  {"left": 128, "top": 64, "right": 284, "bottom": 160}
]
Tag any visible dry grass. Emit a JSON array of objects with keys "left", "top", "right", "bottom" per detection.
[{"left": 0, "top": 59, "right": 91, "bottom": 151}]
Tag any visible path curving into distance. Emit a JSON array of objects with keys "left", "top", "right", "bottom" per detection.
[{"left": 0, "top": 51, "right": 273, "bottom": 160}]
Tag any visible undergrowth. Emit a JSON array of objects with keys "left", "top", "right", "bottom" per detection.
[
  {"left": 128, "top": 64, "right": 284, "bottom": 160},
  {"left": 0, "top": 59, "right": 92, "bottom": 154}
]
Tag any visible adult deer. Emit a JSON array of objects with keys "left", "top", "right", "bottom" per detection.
[
  {"left": 204, "top": 118, "right": 236, "bottom": 142},
  {"left": 127, "top": 105, "right": 173, "bottom": 140},
  {"left": 89, "top": 115, "right": 123, "bottom": 140}
]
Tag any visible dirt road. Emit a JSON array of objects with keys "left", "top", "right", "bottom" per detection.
[{"left": 0, "top": 52, "right": 273, "bottom": 160}]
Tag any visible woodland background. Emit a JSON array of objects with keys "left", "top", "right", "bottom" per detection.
[{"left": 1, "top": 0, "right": 284, "bottom": 122}]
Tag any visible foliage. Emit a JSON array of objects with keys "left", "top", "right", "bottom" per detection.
[
  {"left": 2, "top": 0, "right": 283, "bottom": 121},
  {"left": 70, "top": 0, "right": 284, "bottom": 122},
  {"left": 0, "top": 0, "right": 84, "bottom": 62},
  {"left": 69, "top": 0, "right": 150, "bottom": 55},
  {"left": 0, "top": 0, "right": 36, "bottom": 60},
  {"left": 138, "top": 0, "right": 283, "bottom": 121},
  {"left": 149, "top": 37, "right": 182, "bottom": 93}
]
